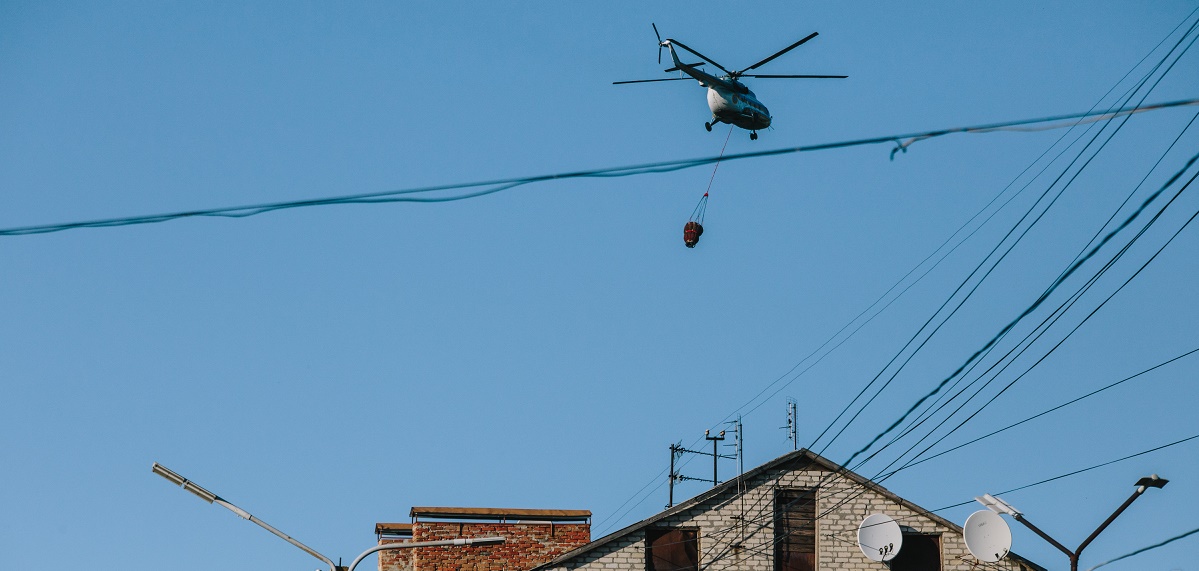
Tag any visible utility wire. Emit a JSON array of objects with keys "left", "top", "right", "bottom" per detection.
[
  {"left": 885, "top": 109, "right": 1199, "bottom": 464},
  {"left": 898, "top": 346, "right": 1199, "bottom": 470},
  {"left": 857, "top": 108, "right": 1199, "bottom": 485},
  {"left": 4, "top": 99, "right": 1199, "bottom": 237},
  {"left": 1083, "top": 526, "right": 1199, "bottom": 571},
  {"left": 813, "top": 10, "right": 1199, "bottom": 458},
  {"left": 838, "top": 149, "right": 1199, "bottom": 471},
  {"left": 816, "top": 171, "right": 1199, "bottom": 523},
  {"left": 821, "top": 16, "right": 1199, "bottom": 465}
]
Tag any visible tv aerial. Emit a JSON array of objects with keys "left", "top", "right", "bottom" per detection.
[
  {"left": 963, "top": 510, "right": 1013, "bottom": 563},
  {"left": 857, "top": 513, "right": 903, "bottom": 562}
]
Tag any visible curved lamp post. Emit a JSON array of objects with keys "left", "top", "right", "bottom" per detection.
[
  {"left": 152, "top": 463, "right": 504, "bottom": 571},
  {"left": 976, "top": 474, "right": 1167, "bottom": 571}
]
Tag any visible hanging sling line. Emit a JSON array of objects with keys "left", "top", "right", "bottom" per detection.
[{"left": 684, "top": 126, "right": 734, "bottom": 247}]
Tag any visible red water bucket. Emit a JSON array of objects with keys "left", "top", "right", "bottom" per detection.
[{"left": 683, "top": 221, "right": 704, "bottom": 248}]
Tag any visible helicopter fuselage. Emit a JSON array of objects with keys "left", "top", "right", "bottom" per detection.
[{"left": 707, "top": 84, "right": 771, "bottom": 131}]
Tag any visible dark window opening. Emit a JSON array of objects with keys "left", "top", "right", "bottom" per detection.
[
  {"left": 774, "top": 488, "right": 817, "bottom": 571},
  {"left": 889, "top": 533, "right": 941, "bottom": 571},
  {"left": 646, "top": 528, "right": 699, "bottom": 571}
]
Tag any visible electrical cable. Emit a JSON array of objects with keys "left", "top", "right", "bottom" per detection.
[
  {"left": 817, "top": 152, "right": 1199, "bottom": 520},
  {"left": 1083, "top": 526, "right": 1199, "bottom": 571},
  {"left": 4, "top": 100, "right": 1199, "bottom": 237},
  {"left": 856, "top": 109, "right": 1199, "bottom": 485},
  {"left": 883, "top": 109, "right": 1199, "bottom": 463},
  {"left": 837, "top": 147, "right": 1199, "bottom": 472},
  {"left": 897, "top": 346, "right": 1199, "bottom": 471},
  {"left": 813, "top": 11, "right": 1199, "bottom": 461},
  {"left": 819, "top": 18, "right": 1199, "bottom": 464}
]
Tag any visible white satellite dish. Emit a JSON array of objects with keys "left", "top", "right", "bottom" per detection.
[
  {"left": 857, "top": 513, "right": 903, "bottom": 562},
  {"left": 963, "top": 510, "right": 1013, "bottom": 563}
]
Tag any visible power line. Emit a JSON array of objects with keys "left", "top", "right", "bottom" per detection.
[
  {"left": 899, "top": 346, "right": 1199, "bottom": 471},
  {"left": 882, "top": 108, "right": 1199, "bottom": 467},
  {"left": 813, "top": 10, "right": 1199, "bottom": 461},
  {"left": 813, "top": 169, "right": 1199, "bottom": 524},
  {"left": 838, "top": 149, "right": 1199, "bottom": 471},
  {"left": 4, "top": 99, "right": 1199, "bottom": 237},
  {"left": 855, "top": 108, "right": 1199, "bottom": 486},
  {"left": 1083, "top": 526, "right": 1199, "bottom": 571}
]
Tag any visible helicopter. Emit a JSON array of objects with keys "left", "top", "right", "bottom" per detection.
[{"left": 615, "top": 25, "right": 847, "bottom": 140}]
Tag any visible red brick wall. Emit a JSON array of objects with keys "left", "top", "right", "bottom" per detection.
[
  {"left": 406, "top": 522, "right": 590, "bottom": 571},
  {"left": 378, "top": 538, "right": 414, "bottom": 571}
]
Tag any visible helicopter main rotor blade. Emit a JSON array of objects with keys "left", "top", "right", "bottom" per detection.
[
  {"left": 739, "top": 32, "right": 819, "bottom": 74},
  {"left": 739, "top": 74, "right": 847, "bottom": 79},
  {"left": 613, "top": 78, "right": 692, "bottom": 85},
  {"left": 666, "top": 39, "right": 732, "bottom": 76}
]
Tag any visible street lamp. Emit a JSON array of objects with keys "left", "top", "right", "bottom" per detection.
[
  {"left": 975, "top": 475, "right": 1167, "bottom": 571},
  {"left": 152, "top": 462, "right": 505, "bottom": 571}
]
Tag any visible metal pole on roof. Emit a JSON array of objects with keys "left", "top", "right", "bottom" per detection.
[
  {"left": 705, "top": 430, "right": 725, "bottom": 485},
  {"left": 668, "top": 443, "right": 678, "bottom": 508},
  {"left": 788, "top": 400, "right": 798, "bottom": 451},
  {"left": 152, "top": 462, "right": 505, "bottom": 571}
]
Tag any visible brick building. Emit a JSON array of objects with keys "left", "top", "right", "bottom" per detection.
[
  {"left": 531, "top": 449, "right": 1046, "bottom": 571},
  {"left": 377, "top": 507, "right": 591, "bottom": 571}
]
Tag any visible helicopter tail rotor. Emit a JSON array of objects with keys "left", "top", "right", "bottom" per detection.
[{"left": 653, "top": 23, "right": 663, "bottom": 64}]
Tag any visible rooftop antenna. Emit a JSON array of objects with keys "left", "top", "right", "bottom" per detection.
[
  {"left": 781, "top": 399, "right": 797, "bottom": 451},
  {"left": 728, "top": 416, "right": 746, "bottom": 548},
  {"left": 726, "top": 417, "right": 744, "bottom": 480},
  {"left": 705, "top": 429, "right": 726, "bottom": 484},
  {"left": 666, "top": 429, "right": 736, "bottom": 508}
]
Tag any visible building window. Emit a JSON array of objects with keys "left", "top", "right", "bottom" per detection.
[
  {"left": 889, "top": 533, "right": 941, "bottom": 571},
  {"left": 646, "top": 528, "right": 699, "bottom": 571},
  {"left": 774, "top": 488, "right": 817, "bottom": 571}
]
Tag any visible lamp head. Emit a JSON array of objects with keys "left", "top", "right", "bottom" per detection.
[
  {"left": 1135, "top": 474, "right": 1168, "bottom": 490},
  {"left": 152, "top": 462, "right": 217, "bottom": 503},
  {"left": 975, "top": 494, "right": 1021, "bottom": 517}
]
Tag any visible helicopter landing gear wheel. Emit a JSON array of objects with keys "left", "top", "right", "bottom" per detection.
[
  {"left": 705, "top": 121, "right": 713, "bottom": 132},
  {"left": 750, "top": 131, "right": 758, "bottom": 140}
]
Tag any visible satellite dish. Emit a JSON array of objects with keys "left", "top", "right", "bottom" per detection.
[
  {"left": 963, "top": 510, "right": 1012, "bottom": 563},
  {"left": 857, "top": 513, "right": 903, "bottom": 562}
]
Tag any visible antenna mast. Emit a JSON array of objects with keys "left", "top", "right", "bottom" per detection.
[
  {"left": 666, "top": 429, "right": 737, "bottom": 508},
  {"left": 783, "top": 398, "right": 797, "bottom": 451}
]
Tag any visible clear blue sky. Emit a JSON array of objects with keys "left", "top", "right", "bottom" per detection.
[{"left": 3, "top": 2, "right": 1198, "bottom": 570}]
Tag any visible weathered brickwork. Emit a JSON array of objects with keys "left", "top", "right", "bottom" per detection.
[
  {"left": 539, "top": 454, "right": 1044, "bottom": 571},
  {"left": 378, "top": 538, "right": 414, "bottom": 571},
  {"left": 378, "top": 521, "right": 590, "bottom": 571}
]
